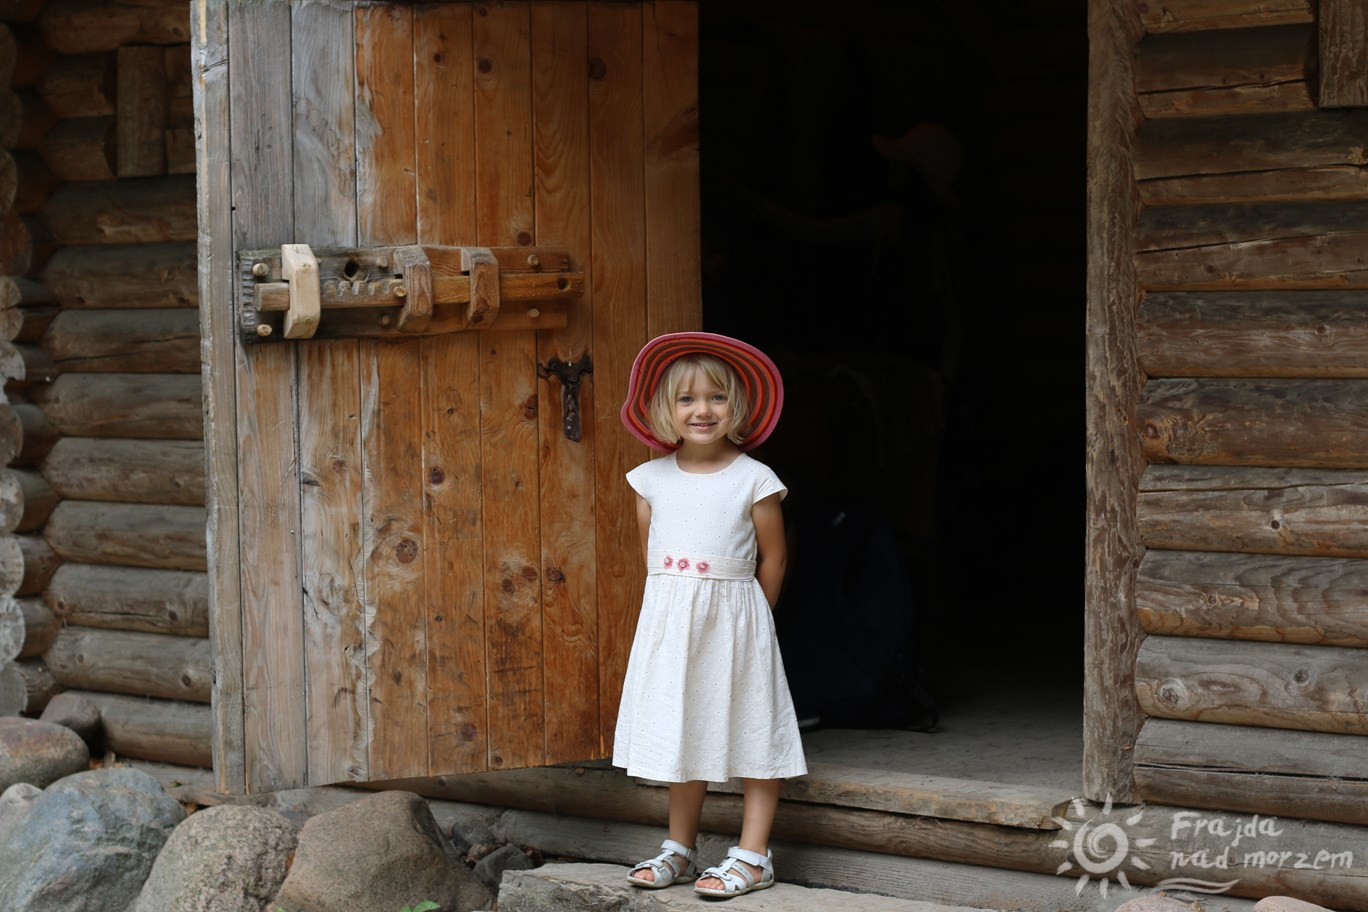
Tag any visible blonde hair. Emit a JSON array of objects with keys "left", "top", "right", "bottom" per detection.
[{"left": 646, "top": 354, "right": 752, "bottom": 447}]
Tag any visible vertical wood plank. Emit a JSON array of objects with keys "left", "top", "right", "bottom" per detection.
[
  {"left": 292, "top": 0, "right": 363, "bottom": 786},
  {"left": 116, "top": 45, "right": 168, "bottom": 177},
  {"left": 1318, "top": 0, "right": 1368, "bottom": 108},
  {"left": 473, "top": 0, "right": 543, "bottom": 770},
  {"left": 1084, "top": 0, "right": 1146, "bottom": 803},
  {"left": 355, "top": 2, "right": 427, "bottom": 782},
  {"left": 193, "top": 0, "right": 244, "bottom": 795},
  {"left": 588, "top": 1, "right": 647, "bottom": 753},
  {"left": 532, "top": 0, "right": 598, "bottom": 763},
  {"left": 642, "top": 0, "right": 699, "bottom": 337},
  {"left": 228, "top": 0, "right": 307, "bottom": 793},
  {"left": 414, "top": 2, "right": 489, "bottom": 776}
]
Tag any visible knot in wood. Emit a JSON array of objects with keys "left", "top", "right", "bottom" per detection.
[
  {"left": 546, "top": 566, "right": 565, "bottom": 583},
  {"left": 477, "top": 58, "right": 493, "bottom": 74},
  {"left": 428, "top": 465, "right": 446, "bottom": 485},
  {"left": 395, "top": 538, "right": 419, "bottom": 564},
  {"left": 520, "top": 565, "right": 538, "bottom": 582},
  {"left": 516, "top": 231, "right": 533, "bottom": 247},
  {"left": 588, "top": 57, "right": 607, "bottom": 80},
  {"left": 1157, "top": 678, "right": 1188, "bottom": 707},
  {"left": 1292, "top": 667, "right": 1312, "bottom": 687}
]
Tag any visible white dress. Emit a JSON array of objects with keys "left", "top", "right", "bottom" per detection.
[{"left": 612, "top": 452, "right": 808, "bottom": 783}]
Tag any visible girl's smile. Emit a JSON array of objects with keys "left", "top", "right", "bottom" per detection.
[{"left": 672, "top": 371, "right": 733, "bottom": 448}]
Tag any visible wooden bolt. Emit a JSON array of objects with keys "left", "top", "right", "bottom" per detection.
[
  {"left": 252, "top": 262, "right": 269, "bottom": 277},
  {"left": 256, "top": 323, "right": 272, "bottom": 337},
  {"left": 378, "top": 314, "right": 392, "bottom": 327},
  {"left": 394, "top": 285, "right": 407, "bottom": 298},
  {"left": 377, "top": 256, "right": 389, "bottom": 269},
  {"left": 526, "top": 307, "right": 541, "bottom": 320},
  {"left": 526, "top": 254, "right": 540, "bottom": 269}
]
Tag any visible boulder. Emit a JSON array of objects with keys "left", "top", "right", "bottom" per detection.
[
  {"left": 1253, "top": 898, "right": 1333, "bottom": 912},
  {"left": 1112, "top": 896, "right": 1205, "bottom": 912},
  {"left": 0, "top": 766, "right": 186, "bottom": 912},
  {"left": 272, "top": 789, "right": 491, "bottom": 912},
  {"left": 39, "top": 692, "right": 103, "bottom": 748},
  {"left": 0, "top": 782, "right": 40, "bottom": 842},
  {"left": 0, "top": 716, "right": 89, "bottom": 791},
  {"left": 132, "top": 804, "right": 299, "bottom": 912},
  {"left": 473, "top": 843, "right": 536, "bottom": 889}
]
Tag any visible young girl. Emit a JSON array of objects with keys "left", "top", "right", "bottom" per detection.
[{"left": 614, "top": 332, "right": 807, "bottom": 899}]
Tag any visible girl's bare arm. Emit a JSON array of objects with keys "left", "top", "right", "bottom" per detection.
[
  {"left": 636, "top": 494, "right": 652, "bottom": 562},
  {"left": 752, "top": 492, "right": 787, "bottom": 609}
]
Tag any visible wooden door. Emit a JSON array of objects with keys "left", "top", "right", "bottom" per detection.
[{"left": 194, "top": 0, "right": 699, "bottom": 794}]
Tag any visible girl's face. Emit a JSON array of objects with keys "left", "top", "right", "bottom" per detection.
[{"left": 671, "top": 367, "right": 734, "bottom": 449}]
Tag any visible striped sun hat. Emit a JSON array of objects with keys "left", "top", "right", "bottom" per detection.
[{"left": 620, "top": 332, "right": 784, "bottom": 453}]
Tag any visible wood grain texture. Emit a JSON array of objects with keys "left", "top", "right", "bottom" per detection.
[
  {"left": 47, "top": 562, "right": 208, "bottom": 637},
  {"left": 1138, "top": 291, "right": 1368, "bottom": 377},
  {"left": 36, "top": 0, "right": 190, "bottom": 55},
  {"left": 1139, "top": 378, "right": 1368, "bottom": 467},
  {"left": 1317, "top": 0, "right": 1368, "bottom": 108},
  {"left": 16, "top": 595, "right": 56, "bottom": 659},
  {"left": 1083, "top": 0, "right": 1145, "bottom": 803},
  {"left": 46, "top": 626, "right": 210, "bottom": 702},
  {"left": 1136, "top": 201, "right": 1368, "bottom": 290},
  {"left": 32, "top": 373, "right": 201, "bottom": 439},
  {"left": 77, "top": 689, "right": 212, "bottom": 768},
  {"left": 43, "top": 308, "right": 199, "bottom": 373},
  {"left": 44, "top": 242, "right": 197, "bottom": 308},
  {"left": 474, "top": 1, "right": 543, "bottom": 772},
  {"left": 588, "top": 0, "right": 648, "bottom": 761},
  {"left": 1138, "top": 0, "right": 1311, "bottom": 33},
  {"left": 1136, "top": 717, "right": 1368, "bottom": 825},
  {"left": 15, "top": 532, "right": 58, "bottom": 597},
  {"left": 1137, "top": 548, "right": 1368, "bottom": 645},
  {"left": 1138, "top": 465, "right": 1368, "bottom": 557},
  {"left": 41, "top": 176, "right": 197, "bottom": 245},
  {"left": 1136, "top": 634, "right": 1368, "bottom": 736},
  {"left": 532, "top": 0, "right": 598, "bottom": 765},
  {"left": 1135, "top": 25, "right": 1314, "bottom": 119},
  {"left": 115, "top": 44, "right": 168, "bottom": 177},
  {"left": 41, "top": 437, "right": 204, "bottom": 505},
  {"left": 43, "top": 500, "right": 206, "bottom": 571},
  {"left": 415, "top": 1, "right": 488, "bottom": 777},
  {"left": 1136, "top": 112, "right": 1368, "bottom": 205},
  {"left": 36, "top": 51, "right": 114, "bottom": 118},
  {"left": 36, "top": 116, "right": 115, "bottom": 181}
]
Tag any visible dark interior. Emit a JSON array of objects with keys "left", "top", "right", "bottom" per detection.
[{"left": 698, "top": 0, "right": 1087, "bottom": 749}]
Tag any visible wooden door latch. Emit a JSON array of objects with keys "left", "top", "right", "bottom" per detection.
[{"left": 236, "top": 244, "right": 583, "bottom": 344}]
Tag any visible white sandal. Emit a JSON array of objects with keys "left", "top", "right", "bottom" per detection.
[
  {"left": 694, "top": 845, "right": 775, "bottom": 898},
  {"left": 628, "top": 838, "right": 699, "bottom": 889}
]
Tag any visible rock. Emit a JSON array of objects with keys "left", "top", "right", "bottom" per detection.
[
  {"left": 0, "top": 783, "right": 40, "bottom": 842},
  {"left": 272, "top": 789, "right": 492, "bottom": 912},
  {"left": 132, "top": 804, "right": 299, "bottom": 912},
  {"left": 473, "top": 843, "right": 536, "bottom": 889},
  {"left": 450, "top": 815, "right": 497, "bottom": 857},
  {"left": 1253, "top": 898, "right": 1333, "bottom": 912},
  {"left": 38, "top": 692, "right": 103, "bottom": 748},
  {"left": 0, "top": 716, "right": 89, "bottom": 791},
  {"left": 1112, "top": 896, "right": 1202, "bottom": 912},
  {"left": 0, "top": 766, "right": 185, "bottom": 912}
]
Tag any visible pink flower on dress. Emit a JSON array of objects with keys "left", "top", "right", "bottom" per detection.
[
  {"left": 696, "top": 561, "right": 710, "bottom": 574},
  {"left": 677, "top": 557, "right": 690, "bottom": 571},
  {"left": 663, "top": 555, "right": 674, "bottom": 568}
]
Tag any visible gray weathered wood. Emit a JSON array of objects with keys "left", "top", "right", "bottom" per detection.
[
  {"left": 41, "top": 176, "right": 196, "bottom": 245},
  {"left": 1134, "top": 25, "right": 1313, "bottom": 119},
  {"left": 15, "top": 531, "right": 58, "bottom": 596},
  {"left": 12, "top": 657, "right": 54, "bottom": 714},
  {"left": 1139, "top": 465, "right": 1368, "bottom": 558},
  {"left": 1136, "top": 635, "right": 1368, "bottom": 735},
  {"left": 0, "top": 533, "right": 22, "bottom": 598},
  {"left": 1317, "top": 0, "right": 1368, "bottom": 108},
  {"left": 36, "top": 116, "right": 115, "bottom": 181},
  {"left": 42, "top": 437, "right": 204, "bottom": 505},
  {"left": 10, "top": 466, "right": 55, "bottom": 531},
  {"left": 1138, "top": 0, "right": 1311, "bottom": 33},
  {"left": 36, "top": 51, "right": 114, "bottom": 117},
  {"left": 1083, "top": 0, "right": 1145, "bottom": 804},
  {"left": 0, "top": 594, "right": 22, "bottom": 664},
  {"left": 72, "top": 688, "right": 211, "bottom": 767},
  {"left": 17, "top": 595, "right": 55, "bottom": 657},
  {"left": 43, "top": 500, "right": 206, "bottom": 571},
  {"left": 1138, "top": 548, "right": 1368, "bottom": 646},
  {"left": 43, "top": 242, "right": 196, "bottom": 309},
  {"left": 32, "top": 373, "right": 202, "bottom": 439},
  {"left": 115, "top": 44, "right": 167, "bottom": 177},
  {"left": 46, "top": 626, "right": 210, "bottom": 702},
  {"left": 47, "top": 563, "right": 207, "bottom": 637},
  {"left": 12, "top": 401, "right": 58, "bottom": 466},
  {"left": 42, "top": 309, "right": 199, "bottom": 373},
  {"left": 36, "top": 0, "right": 190, "bottom": 55}
]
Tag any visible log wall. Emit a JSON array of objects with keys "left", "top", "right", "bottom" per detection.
[
  {"left": 1123, "top": 0, "right": 1368, "bottom": 829},
  {"left": 0, "top": 0, "right": 209, "bottom": 748}
]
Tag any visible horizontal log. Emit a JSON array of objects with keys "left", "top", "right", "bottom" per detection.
[
  {"left": 1138, "top": 291, "right": 1368, "bottom": 377},
  {"left": 0, "top": 274, "right": 49, "bottom": 309},
  {"left": 5, "top": 24, "right": 50, "bottom": 87},
  {"left": 1136, "top": 111, "right": 1368, "bottom": 205},
  {"left": 71, "top": 689, "right": 211, "bottom": 768},
  {"left": 1139, "top": 465, "right": 1368, "bottom": 557},
  {"left": 1136, "top": 718, "right": 1368, "bottom": 825},
  {"left": 13, "top": 401, "right": 59, "bottom": 466},
  {"left": 1139, "top": 378, "right": 1368, "bottom": 467},
  {"left": 0, "top": 87, "right": 56, "bottom": 150},
  {"left": 0, "top": 148, "right": 13, "bottom": 211},
  {"left": 42, "top": 437, "right": 204, "bottom": 505},
  {"left": 0, "top": 402, "right": 17, "bottom": 467},
  {"left": 11, "top": 302, "right": 53, "bottom": 344},
  {"left": 35, "top": 0, "right": 190, "bottom": 54},
  {"left": 32, "top": 372, "right": 202, "bottom": 439},
  {"left": 1137, "top": 549, "right": 1368, "bottom": 645},
  {"left": 12, "top": 341, "right": 57, "bottom": 391},
  {"left": 1135, "top": 25, "right": 1314, "bottom": 120},
  {"left": 1136, "top": 201, "right": 1368, "bottom": 290},
  {"left": 1140, "top": 0, "right": 1312, "bottom": 33},
  {"left": 47, "top": 563, "right": 207, "bottom": 636},
  {"left": 116, "top": 44, "right": 166, "bottom": 178},
  {"left": 11, "top": 466, "right": 56, "bottom": 532},
  {"left": 46, "top": 625, "right": 209, "bottom": 702},
  {"left": 37, "top": 52, "right": 114, "bottom": 118},
  {"left": 43, "top": 242, "right": 196, "bottom": 308},
  {"left": 0, "top": 468, "right": 18, "bottom": 534},
  {"left": 0, "top": 207, "right": 32, "bottom": 275},
  {"left": 17, "top": 594, "right": 56, "bottom": 657},
  {"left": 43, "top": 308, "right": 198, "bottom": 372},
  {"left": 13, "top": 657, "right": 56, "bottom": 715},
  {"left": 43, "top": 500, "right": 206, "bottom": 571},
  {"left": 37, "top": 115, "right": 116, "bottom": 181},
  {"left": 1136, "top": 634, "right": 1368, "bottom": 735},
  {"left": 0, "top": 533, "right": 20, "bottom": 598},
  {"left": 15, "top": 531, "right": 58, "bottom": 596},
  {"left": 40, "top": 175, "right": 196, "bottom": 245},
  {"left": 10, "top": 149, "right": 57, "bottom": 214},
  {"left": 0, "top": 593, "right": 20, "bottom": 663}
]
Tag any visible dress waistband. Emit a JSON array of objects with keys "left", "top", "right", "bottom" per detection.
[{"left": 646, "top": 551, "right": 755, "bottom": 580}]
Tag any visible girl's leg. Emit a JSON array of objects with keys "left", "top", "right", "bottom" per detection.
[
  {"left": 631, "top": 780, "right": 708, "bottom": 883},
  {"left": 696, "top": 778, "right": 781, "bottom": 890}
]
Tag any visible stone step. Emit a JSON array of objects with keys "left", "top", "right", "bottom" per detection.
[{"left": 498, "top": 863, "right": 998, "bottom": 912}]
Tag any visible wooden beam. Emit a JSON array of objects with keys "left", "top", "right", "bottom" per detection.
[
  {"left": 74, "top": 689, "right": 212, "bottom": 768},
  {"left": 1136, "top": 718, "right": 1368, "bottom": 826},
  {"left": 36, "top": 0, "right": 190, "bottom": 55},
  {"left": 43, "top": 242, "right": 197, "bottom": 309},
  {"left": 43, "top": 500, "right": 206, "bottom": 571},
  {"left": 10, "top": 466, "right": 55, "bottom": 532},
  {"left": 15, "top": 531, "right": 58, "bottom": 596},
  {"left": 42, "top": 308, "right": 199, "bottom": 373},
  {"left": 1138, "top": 291, "right": 1368, "bottom": 378},
  {"left": 12, "top": 401, "right": 59, "bottom": 467},
  {"left": 1138, "top": 549, "right": 1368, "bottom": 646},
  {"left": 1136, "top": 25, "right": 1314, "bottom": 120},
  {"left": 1138, "top": 379, "right": 1368, "bottom": 468},
  {"left": 1317, "top": 0, "right": 1368, "bottom": 108},
  {"left": 46, "top": 563, "right": 208, "bottom": 637},
  {"left": 40, "top": 176, "right": 196, "bottom": 245},
  {"left": 14, "top": 657, "right": 60, "bottom": 715},
  {"left": 17, "top": 595, "right": 56, "bottom": 658},
  {"left": 1136, "top": 634, "right": 1368, "bottom": 735},
  {"left": 10, "top": 149, "right": 57, "bottom": 214},
  {"left": 32, "top": 372, "right": 202, "bottom": 439},
  {"left": 41, "top": 437, "right": 204, "bottom": 505},
  {"left": 36, "top": 51, "right": 115, "bottom": 118},
  {"left": 116, "top": 44, "right": 168, "bottom": 177},
  {"left": 46, "top": 626, "right": 210, "bottom": 703},
  {"left": 1138, "top": 0, "right": 1311, "bottom": 33},
  {"left": 37, "top": 116, "right": 116, "bottom": 181},
  {"left": 1139, "top": 465, "right": 1368, "bottom": 557}
]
